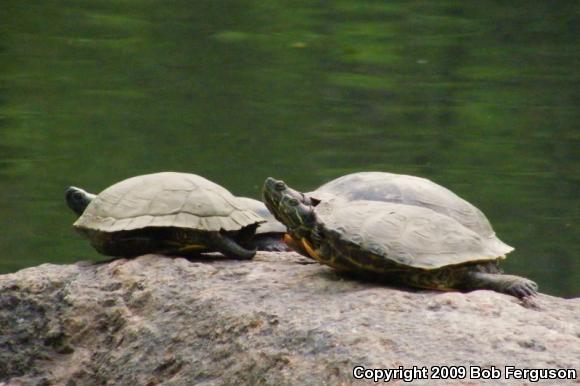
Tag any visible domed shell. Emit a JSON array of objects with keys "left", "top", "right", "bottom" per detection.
[
  {"left": 236, "top": 197, "right": 287, "bottom": 235},
  {"left": 310, "top": 172, "right": 512, "bottom": 255},
  {"left": 316, "top": 199, "right": 510, "bottom": 270},
  {"left": 73, "top": 172, "right": 263, "bottom": 233}
]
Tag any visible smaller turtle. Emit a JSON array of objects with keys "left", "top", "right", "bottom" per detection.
[
  {"left": 263, "top": 177, "right": 538, "bottom": 298},
  {"left": 66, "top": 172, "right": 264, "bottom": 259},
  {"left": 66, "top": 187, "right": 290, "bottom": 252}
]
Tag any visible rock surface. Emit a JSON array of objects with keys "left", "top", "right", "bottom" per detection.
[{"left": 0, "top": 252, "right": 578, "bottom": 385}]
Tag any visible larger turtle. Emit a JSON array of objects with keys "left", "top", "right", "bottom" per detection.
[
  {"left": 67, "top": 172, "right": 264, "bottom": 259},
  {"left": 263, "top": 177, "right": 538, "bottom": 298},
  {"left": 280, "top": 172, "right": 512, "bottom": 255},
  {"left": 66, "top": 187, "right": 290, "bottom": 253},
  {"left": 314, "top": 172, "right": 512, "bottom": 252}
]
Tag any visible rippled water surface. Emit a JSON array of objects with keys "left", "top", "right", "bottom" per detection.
[{"left": 0, "top": 1, "right": 578, "bottom": 296}]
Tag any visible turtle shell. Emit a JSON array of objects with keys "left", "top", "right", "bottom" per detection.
[
  {"left": 310, "top": 172, "right": 512, "bottom": 255},
  {"left": 73, "top": 172, "right": 263, "bottom": 233},
  {"left": 236, "top": 197, "right": 287, "bottom": 235},
  {"left": 316, "top": 199, "right": 510, "bottom": 270}
]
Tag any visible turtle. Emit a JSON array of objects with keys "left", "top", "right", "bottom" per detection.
[
  {"left": 293, "top": 172, "right": 512, "bottom": 255},
  {"left": 66, "top": 172, "right": 265, "bottom": 259},
  {"left": 263, "top": 177, "right": 538, "bottom": 298},
  {"left": 278, "top": 171, "right": 513, "bottom": 257},
  {"left": 66, "top": 187, "right": 290, "bottom": 253}
]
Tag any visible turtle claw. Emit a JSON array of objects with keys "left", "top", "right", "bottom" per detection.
[
  {"left": 466, "top": 272, "right": 538, "bottom": 299},
  {"left": 507, "top": 278, "right": 538, "bottom": 299}
]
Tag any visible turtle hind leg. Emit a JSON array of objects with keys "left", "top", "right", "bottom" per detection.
[
  {"left": 460, "top": 271, "right": 538, "bottom": 298},
  {"left": 209, "top": 233, "right": 257, "bottom": 260}
]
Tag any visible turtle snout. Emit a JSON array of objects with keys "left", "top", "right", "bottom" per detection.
[
  {"left": 67, "top": 187, "right": 86, "bottom": 202},
  {"left": 65, "top": 186, "right": 91, "bottom": 215}
]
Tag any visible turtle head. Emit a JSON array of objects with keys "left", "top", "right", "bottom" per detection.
[
  {"left": 65, "top": 186, "right": 96, "bottom": 215},
  {"left": 262, "top": 178, "right": 316, "bottom": 237},
  {"left": 262, "top": 178, "right": 305, "bottom": 209}
]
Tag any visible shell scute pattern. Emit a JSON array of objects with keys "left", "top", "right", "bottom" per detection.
[
  {"left": 313, "top": 172, "right": 499, "bottom": 242},
  {"left": 74, "top": 172, "right": 263, "bottom": 233},
  {"left": 317, "top": 200, "right": 502, "bottom": 270}
]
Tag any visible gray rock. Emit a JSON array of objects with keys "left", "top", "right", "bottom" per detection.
[{"left": 0, "top": 253, "right": 578, "bottom": 385}]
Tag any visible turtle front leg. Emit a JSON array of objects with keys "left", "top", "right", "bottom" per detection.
[
  {"left": 460, "top": 272, "right": 538, "bottom": 298},
  {"left": 209, "top": 233, "right": 257, "bottom": 260}
]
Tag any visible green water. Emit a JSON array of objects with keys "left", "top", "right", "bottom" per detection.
[{"left": 0, "top": 1, "right": 578, "bottom": 297}]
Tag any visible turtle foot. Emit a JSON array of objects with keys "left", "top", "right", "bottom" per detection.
[
  {"left": 505, "top": 278, "right": 538, "bottom": 299},
  {"left": 462, "top": 272, "right": 539, "bottom": 299}
]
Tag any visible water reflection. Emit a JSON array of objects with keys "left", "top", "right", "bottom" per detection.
[{"left": 0, "top": 0, "right": 578, "bottom": 296}]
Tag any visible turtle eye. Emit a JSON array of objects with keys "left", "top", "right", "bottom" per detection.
[
  {"left": 288, "top": 198, "right": 299, "bottom": 206},
  {"left": 73, "top": 192, "right": 84, "bottom": 201},
  {"left": 275, "top": 181, "right": 286, "bottom": 191}
]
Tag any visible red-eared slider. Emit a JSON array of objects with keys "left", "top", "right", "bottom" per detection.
[
  {"left": 263, "top": 178, "right": 538, "bottom": 298},
  {"left": 66, "top": 172, "right": 264, "bottom": 259},
  {"left": 303, "top": 172, "right": 513, "bottom": 254},
  {"left": 66, "top": 188, "right": 290, "bottom": 253},
  {"left": 279, "top": 172, "right": 512, "bottom": 257}
]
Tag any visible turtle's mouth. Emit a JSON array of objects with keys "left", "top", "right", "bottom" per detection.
[
  {"left": 263, "top": 179, "right": 302, "bottom": 230},
  {"left": 262, "top": 178, "right": 284, "bottom": 220},
  {"left": 262, "top": 193, "right": 278, "bottom": 218}
]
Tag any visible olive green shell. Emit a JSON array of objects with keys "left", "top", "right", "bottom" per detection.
[
  {"left": 310, "top": 172, "right": 512, "bottom": 255},
  {"left": 316, "top": 199, "right": 510, "bottom": 270},
  {"left": 73, "top": 172, "right": 263, "bottom": 233},
  {"left": 236, "top": 197, "right": 286, "bottom": 235}
]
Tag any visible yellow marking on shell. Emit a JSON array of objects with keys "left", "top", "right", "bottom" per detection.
[
  {"left": 178, "top": 244, "right": 206, "bottom": 252},
  {"left": 301, "top": 238, "right": 322, "bottom": 261},
  {"left": 345, "top": 253, "right": 385, "bottom": 272}
]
